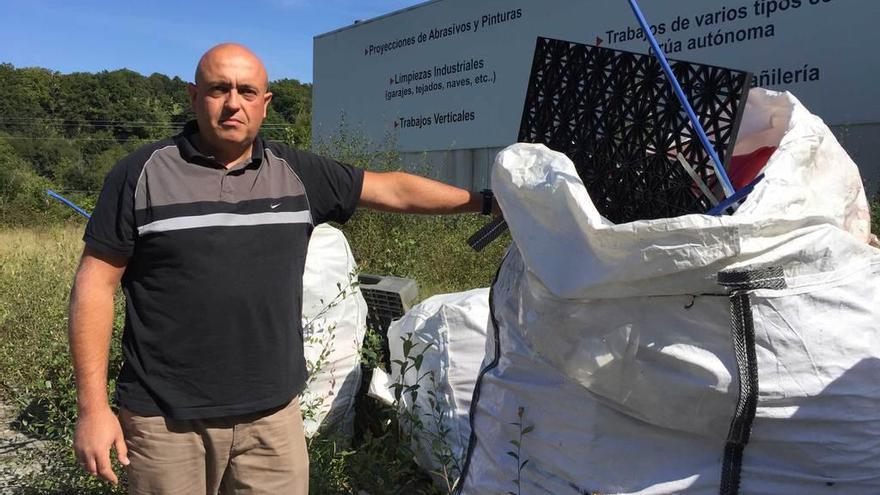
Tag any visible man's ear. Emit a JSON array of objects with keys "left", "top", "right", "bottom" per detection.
[
  {"left": 262, "top": 92, "right": 273, "bottom": 118},
  {"left": 187, "top": 83, "right": 198, "bottom": 111}
]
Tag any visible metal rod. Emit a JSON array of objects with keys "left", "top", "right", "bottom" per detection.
[
  {"left": 676, "top": 154, "right": 720, "bottom": 206},
  {"left": 626, "top": 0, "right": 737, "bottom": 198},
  {"left": 46, "top": 189, "right": 91, "bottom": 219}
]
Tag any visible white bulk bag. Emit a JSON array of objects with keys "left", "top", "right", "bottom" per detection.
[
  {"left": 380, "top": 288, "right": 490, "bottom": 489},
  {"left": 460, "top": 89, "right": 880, "bottom": 495},
  {"left": 300, "top": 224, "right": 368, "bottom": 438}
]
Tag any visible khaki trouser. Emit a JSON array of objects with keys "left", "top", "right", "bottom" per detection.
[{"left": 120, "top": 397, "right": 308, "bottom": 495}]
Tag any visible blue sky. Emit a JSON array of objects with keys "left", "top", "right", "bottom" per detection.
[{"left": 0, "top": 0, "right": 423, "bottom": 83}]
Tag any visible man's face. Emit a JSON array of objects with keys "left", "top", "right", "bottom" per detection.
[{"left": 188, "top": 49, "right": 272, "bottom": 152}]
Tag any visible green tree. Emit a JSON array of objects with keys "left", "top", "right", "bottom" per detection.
[
  {"left": 0, "top": 64, "right": 58, "bottom": 138},
  {"left": 0, "top": 139, "right": 67, "bottom": 224},
  {"left": 268, "top": 78, "right": 312, "bottom": 148}
]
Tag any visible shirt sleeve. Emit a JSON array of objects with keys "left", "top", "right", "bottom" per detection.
[
  {"left": 83, "top": 159, "right": 138, "bottom": 258},
  {"left": 286, "top": 149, "right": 365, "bottom": 225}
]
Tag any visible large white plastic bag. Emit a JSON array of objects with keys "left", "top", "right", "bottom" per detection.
[
  {"left": 382, "top": 288, "right": 489, "bottom": 489},
  {"left": 732, "top": 89, "right": 872, "bottom": 243},
  {"left": 300, "top": 224, "right": 368, "bottom": 438},
  {"left": 460, "top": 89, "right": 880, "bottom": 494}
]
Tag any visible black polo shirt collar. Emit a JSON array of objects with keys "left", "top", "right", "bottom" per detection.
[{"left": 176, "top": 120, "right": 264, "bottom": 170}]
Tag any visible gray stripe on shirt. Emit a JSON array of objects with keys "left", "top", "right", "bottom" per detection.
[{"left": 138, "top": 211, "right": 313, "bottom": 235}]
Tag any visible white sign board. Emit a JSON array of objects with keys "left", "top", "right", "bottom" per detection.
[{"left": 313, "top": 0, "right": 879, "bottom": 152}]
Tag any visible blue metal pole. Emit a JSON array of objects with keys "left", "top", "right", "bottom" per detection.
[
  {"left": 626, "top": 0, "right": 737, "bottom": 198},
  {"left": 46, "top": 189, "right": 91, "bottom": 219},
  {"left": 707, "top": 174, "right": 764, "bottom": 216}
]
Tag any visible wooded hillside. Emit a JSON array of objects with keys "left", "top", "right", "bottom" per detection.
[{"left": 0, "top": 63, "right": 311, "bottom": 224}]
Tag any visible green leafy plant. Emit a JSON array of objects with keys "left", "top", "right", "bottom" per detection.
[
  {"left": 300, "top": 272, "right": 360, "bottom": 428},
  {"left": 424, "top": 373, "right": 462, "bottom": 493},
  {"left": 507, "top": 406, "right": 534, "bottom": 495},
  {"left": 390, "top": 334, "right": 430, "bottom": 446},
  {"left": 388, "top": 331, "right": 465, "bottom": 493}
]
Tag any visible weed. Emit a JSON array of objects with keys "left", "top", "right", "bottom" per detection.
[
  {"left": 388, "top": 331, "right": 465, "bottom": 493},
  {"left": 300, "top": 272, "right": 360, "bottom": 431},
  {"left": 300, "top": 268, "right": 383, "bottom": 441},
  {"left": 507, "top": 406, "right": 534, "bottom": 495},
  {"left": 424, "top": 372, "right": 462, "bottom": 493}
]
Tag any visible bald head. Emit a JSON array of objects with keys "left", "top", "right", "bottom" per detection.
[{"left": 195, "top": 43, "right": 269, "bottom": 91}]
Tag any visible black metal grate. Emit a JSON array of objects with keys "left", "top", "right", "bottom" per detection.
[
  {"left": 518, "top": 37, "right": 751, "bottom": 223},
  {"left": 361, "top": 288, "right": 406, "bottom": 327},
  {"left": 357, "top": 274, "right": 418, "bottom": 370}
]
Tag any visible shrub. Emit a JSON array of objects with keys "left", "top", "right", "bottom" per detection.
[{"left": 0, "top": 141, "right": 75, "bottom": 226}]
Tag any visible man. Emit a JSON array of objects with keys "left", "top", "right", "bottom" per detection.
[{"left": 69, "top": 43, "right": 493, "bottom": 494}]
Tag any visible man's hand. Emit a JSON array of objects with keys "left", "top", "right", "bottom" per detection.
[{"left": 73, "top": 406, "right": 129, "bottom": 484}]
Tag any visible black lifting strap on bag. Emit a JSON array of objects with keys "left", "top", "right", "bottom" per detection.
[{"left": 717, "top": 266, "right": 786, "bottom": 495}]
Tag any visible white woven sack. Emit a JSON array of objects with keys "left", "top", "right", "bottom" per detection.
[
  {"left": 300, "top": 224, "right": 368, "bottom": 438},
  {"left": 383, "top": 288, "right": 490, "bottom": 489},
  {"left": 460, "top": 89, "right": 880, "bottom": 494}
]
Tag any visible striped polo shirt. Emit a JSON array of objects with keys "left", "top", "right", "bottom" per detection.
[{"left": 84, "top": 121, "right": 364, "bottom": 419}]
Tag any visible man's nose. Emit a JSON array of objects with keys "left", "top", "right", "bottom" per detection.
[{"left": 224, "top": 89, "right": 242, "bottom": 110}]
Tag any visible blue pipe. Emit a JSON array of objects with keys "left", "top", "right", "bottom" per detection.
[
  {"left": 626, "top": 0, "right": 736, "bottom": 198},
  {"left": 46, "top": 189, "right": 91, "bottom": 219},
  {"left": 707, "top": 174, "right": 764, "bottom": 216}
]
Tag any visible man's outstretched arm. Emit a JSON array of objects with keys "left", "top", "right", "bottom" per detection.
[
  {"left": 360, "top": 170, "right": 493, "bottom": 214},
  {"left": 68, "top": 247, "right": 130, "bottom": 484}
]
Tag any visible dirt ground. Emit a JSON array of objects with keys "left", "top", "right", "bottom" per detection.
[{"left": 0, "top": 400, "right": 46, "bottom": 493}]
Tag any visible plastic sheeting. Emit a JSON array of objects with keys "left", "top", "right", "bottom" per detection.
[
  {"left": 460, "top": 89, "right": 880, "bottom": 494},
  {"left": 300, "top": 224, "right": 368, "bottom": 438},
  {"left": 375, "top": 288, "right": 490, "bottom": 489}
]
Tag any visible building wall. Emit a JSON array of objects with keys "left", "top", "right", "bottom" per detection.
[
  {"left": 314, "top": 0, "right": 880, "bottom": 197},
  {"left": 832, "top": 124, "right": 880, "bottom": 197},
  {"left": 404, "top": 124, "right": 880, "bottom": 199}
]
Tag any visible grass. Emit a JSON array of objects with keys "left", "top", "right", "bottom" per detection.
[
  {"left": 339, "top": 210, "right": 509, "bottom": 299},
  {"left": 0, "top": 224, "right": 126, "bottom": 493},
  {"left": 0, "top": 225, "right": 91, "bottom": 427}
]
